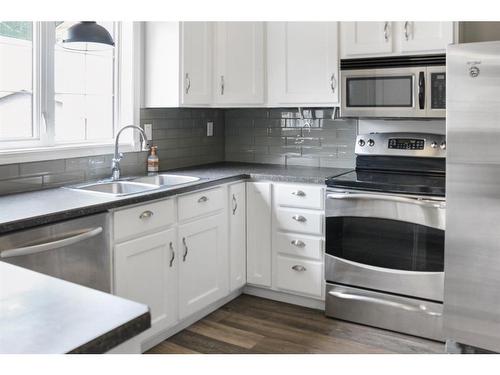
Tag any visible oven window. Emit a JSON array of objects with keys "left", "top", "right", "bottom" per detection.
[
  {"left": 326, "top": 217, "right": 444, "bottom": 272},
  {"left": 346, "top": 76, "right": 413, "bottom": 107}
]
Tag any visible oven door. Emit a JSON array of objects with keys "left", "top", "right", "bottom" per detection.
[
  {"left": 341, "top": 67, "right": 426, "bottom": 118},
  {"left": 325, "top": 188, "right": 445, "bottom": 301}
]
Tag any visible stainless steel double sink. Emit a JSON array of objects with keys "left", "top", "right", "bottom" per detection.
[{"left": 68, "top": 174, "right": 200, "bottom": 196}]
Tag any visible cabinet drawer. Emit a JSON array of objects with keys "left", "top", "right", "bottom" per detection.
[
  {"left": 276, "top": 184, "right": 324, "bottom": 210},
  {"left": 178, "top": 187, "right": 224, "bottom": 222},
  {"left": 276, "top": 232, "right": 323, "bottom": 260},
  {"left": 276, "top": 255, "right": 322, "bottom": 297},
  {"left": 114, "top": 199, "right": 175, "bottom": 241},
  {"left": 275, "top": 207, "right": 323, "bottom": 235}
]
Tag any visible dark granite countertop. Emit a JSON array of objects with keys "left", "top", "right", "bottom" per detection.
[
  {"left": 0, "top": 162, "right": 350, "bottom": 234},
  {"left": 0, "top": 262, "right": 150, "bottom": 354}
]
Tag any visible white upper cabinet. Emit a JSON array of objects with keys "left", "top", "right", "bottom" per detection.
[
  {"left": 267, "top": 22, "right": 339, "bottom": 106},
  {"left": 341, "top": 21, "right": 455, "bottom": 58},
  {"left": 341, "top": 22, "right": 394, "bottom": 58},
  {"left": 399, "top": 22, "right": 454, "bottom": 53},
  {"left": 180, "top": 22, "right": 213, "bottom": 106},
  {"left": 213, "top": 22, "right": 265, "bottom": 106}
]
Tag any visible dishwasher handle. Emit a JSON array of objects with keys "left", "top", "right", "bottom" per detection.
[{"left": 0, "top": 227, "right": 103, "bottom": 259}]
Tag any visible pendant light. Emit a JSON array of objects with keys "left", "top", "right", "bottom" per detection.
[{"left": 61, "top": 21, "right": 115, "bottom": 51}]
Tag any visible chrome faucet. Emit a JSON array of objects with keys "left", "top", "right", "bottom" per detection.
[{"left": 111, "top": 125, "right": 151, "bottom": 181}]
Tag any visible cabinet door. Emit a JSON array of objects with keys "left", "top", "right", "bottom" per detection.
[
  {"left": 180, "top": 22, "right": 213, "bottom": 105},
  {"left": 399, "top": 22, "right": 454, "bottom": 53},
  {"left": 214, "top": 22, "right": 265, "bottom": 105},
  {"left": 267, "top": 22, "right": 339, "bottom": 106},
  {"left": 178, "top": 213, "right": 228, "bottom": 319},
  {"left": 114, "top": 228, "right": 178, "bottom": 335},
  {"left": 246, "top": 182, "right": 272, "bottom": 287},
  {"left": 229, "top": 182, "right": 246, "bottom": 292},
  {"left": 341, "top": 21, "right": 393, "bottom": 58}
]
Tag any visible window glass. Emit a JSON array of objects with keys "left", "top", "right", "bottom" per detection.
[
  {"left": 54, "top": 22, "right": 115, "bottom": 143},
  {"left": 0, "top": 22, "right": 34, "bottom": 140}
]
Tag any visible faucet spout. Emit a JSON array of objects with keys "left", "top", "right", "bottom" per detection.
[{"left": 111, "top": 125, "right": 151, "bottom": 181}]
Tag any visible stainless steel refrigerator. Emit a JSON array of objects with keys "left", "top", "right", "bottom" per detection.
[{"left": 445, "top": 41, "right": 500, "bottom": 352}]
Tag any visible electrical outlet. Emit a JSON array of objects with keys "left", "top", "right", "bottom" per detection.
[
  {"left": 144, "top": 124, "right": 153, "bottom": 140},
  {"left": 207, "top": 121, "right": 214, "bottom": 137}
]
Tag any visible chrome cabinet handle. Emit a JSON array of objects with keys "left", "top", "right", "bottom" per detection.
[
  {"left": 169, "top": 241, "right": 175, "bottom": 267},
  {"left": 182, "top": 237, "right": 188, "bottom": 262},
  {"left": 326, "top": 192, "right": 445, "bottom": 209},
  {"left": 220, "top": 75, "right": 225, "bottom": 95},
  {"left": 0, "top": 227, "right": 103, "bottom": 259},
  {"left": 292, "top": 265, "right": 307, "bottom": 272},
  {"left": 232, "top": 194, "right": 238, "bottom": 215},
  {"left": 139, "top": 210, "right": 154, "bottom": 219},
  {"left": 198, "top": 196, "right": 208, "bottom": 203},
  {"left": 384, "top": 22, "right": 390, "bottom": 41},
  {"left": 291, "top": 240, "right": 306, "bottom": 248},
  {"left": 404, "top": 21, "right": 410, "bottom": 41},
  {"left": 292, "top": 190, "right": 306, "bottom": 197},
  {"left": 330, "top": 73, "right": 337, "bottom": 94},
  {"left": 328, "top": 290, "right": 442, "bottom": 317},
  {"left": 185, "top": 73, "right": 191, "bottom": 94},
  {"left": 292, "top": 215, "right": 307, "bottom": 223}
]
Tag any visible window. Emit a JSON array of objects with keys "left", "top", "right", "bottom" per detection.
[{"left": 0, "top": 21, "right": 136, "bottom": 159}]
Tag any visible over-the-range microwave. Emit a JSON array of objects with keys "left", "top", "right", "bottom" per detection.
[{"left": 340, "top": 54, "right": 446, "bottom": 119}]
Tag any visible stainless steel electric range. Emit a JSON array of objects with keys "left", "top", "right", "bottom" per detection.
[{"left": 324, "top": 132, "right": 446, "bottom": 341}]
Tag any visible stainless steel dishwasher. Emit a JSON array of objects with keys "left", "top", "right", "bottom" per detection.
[{"left": 0, "top": 213, "right": 111, "bottom": 292}]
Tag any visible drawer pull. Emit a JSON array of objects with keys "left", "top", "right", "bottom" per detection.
[
  {"left": 292, "top": 265, "right": 307, "bottom": 272},
  {"left": 139, "top": 210, "right": 154, "bottom": 219},
  {"left": 169, "top": 241, "right": 175, "bottom": 267},
  {"left": 292, "top": 190, "right": 306, "bottom": 197},
  {"left": 291, "top": 240, "right": 306, "bottom": 248},
  {"left": 182, "top": 237, "right": 188, "bottom": 262},
  {"left": 198, "top": 196, "right": 209, "bottom": 203},
  {"left": 292, "top": 215, "right": 307, "bottom": 223},
  {"left": 232, "top": 194, "right": 238, "bottom": 215}
]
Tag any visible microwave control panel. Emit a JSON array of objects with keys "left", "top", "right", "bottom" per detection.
[{"left": 431, "top": 73, "right": 446, "bottom": 109}]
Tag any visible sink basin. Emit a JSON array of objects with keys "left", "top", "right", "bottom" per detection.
[
  {"left": 132, "top": 174, "right": 200, "bottom": 186},
  {"left": 70, "top": 181, "right": 159, "bottom": 196}
]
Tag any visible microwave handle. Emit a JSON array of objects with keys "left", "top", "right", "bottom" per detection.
[{"left": 418, "top": 71, "right": 425, "bottom": 110}]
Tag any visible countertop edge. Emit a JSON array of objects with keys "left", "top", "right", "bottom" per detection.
[{"left": 67, "top": 311, "right": 151, "bottom": 354}]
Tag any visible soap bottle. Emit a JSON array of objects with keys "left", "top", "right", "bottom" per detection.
[{"left": 147, "top": 146, "right": 159, "bottom": 173}]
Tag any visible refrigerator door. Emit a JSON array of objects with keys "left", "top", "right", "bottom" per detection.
[{"left": 444, "top": 41, "right": 500, "bottom": 352}]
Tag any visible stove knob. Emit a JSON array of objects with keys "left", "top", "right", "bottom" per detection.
[
  {"left": 368, "top": 139, "right": 375, "bottom": 147},
  {"left": 430, "top": 142, "right": 438, "bottom": 149},
  {"left": 358, "top": 139, "right": 366, "bottom": 147},
  {"left": 440, "top": 141, "right": 446, "bottom": 150}
]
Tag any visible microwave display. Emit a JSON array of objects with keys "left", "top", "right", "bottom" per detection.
[
  {"left": 431, "top": 73, "right": 446, "bottom": 109},
  {"left": 346, "top": 76, "right": 413, "bottom": 107}
]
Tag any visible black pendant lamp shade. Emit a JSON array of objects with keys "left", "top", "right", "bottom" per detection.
[{"left": 61, "top": 21, "right": 115, "bottom": 51}]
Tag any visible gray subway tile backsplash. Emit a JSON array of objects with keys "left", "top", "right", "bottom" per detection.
[{"left": 0, "top": 107, "right": 356, "bottom": 196}]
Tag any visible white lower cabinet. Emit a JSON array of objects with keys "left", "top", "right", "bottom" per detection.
[
  {"left": 177, "top": 213, "right": 228, "bottom": 319},
  {"left": 114, "top": 227, "right": 178, "bottom": 336},
  {"left": 246, "top": 182, "right": 272, "bottom": 287},
  {"left": 229, "top": 182, "right": 246, "bottom": 291},
  {"left": 276, "top": 255, "right": 323, "bottom": 298}
]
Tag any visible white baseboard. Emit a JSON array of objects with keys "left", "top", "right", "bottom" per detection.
[
  {"left": 140, "top": 288, "right": 244, "bottom": 353},
  {"left": 243, "top": 285, "right": 325, "bottom": 310}
]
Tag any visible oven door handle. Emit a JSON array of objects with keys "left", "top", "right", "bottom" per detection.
[
  {"left": 328, "top": 290, "right": 442, "bottom": 317},
  {"left": 326, "top": 192, "right": 445, "bottom": 209}
]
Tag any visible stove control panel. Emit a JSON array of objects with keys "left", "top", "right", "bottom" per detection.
[{"left": 355, "top": 132, "right": 446, "bottom": 158}]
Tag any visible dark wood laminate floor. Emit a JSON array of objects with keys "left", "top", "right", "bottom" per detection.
[{"left": 146, "top": 294, "right": 444, "bottom": 354}]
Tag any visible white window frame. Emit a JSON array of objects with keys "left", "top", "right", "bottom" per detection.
[{"left": 0, "top": 21, "right": 142, "bottom": 165}]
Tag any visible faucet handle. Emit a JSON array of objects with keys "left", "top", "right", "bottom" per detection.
[{"left": 113, "top": 153, "right": 124, "bottom": 162}]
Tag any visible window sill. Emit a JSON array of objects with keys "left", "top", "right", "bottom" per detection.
[{"left": 0, "top": 143, "right": 138, "bottom": 165}]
